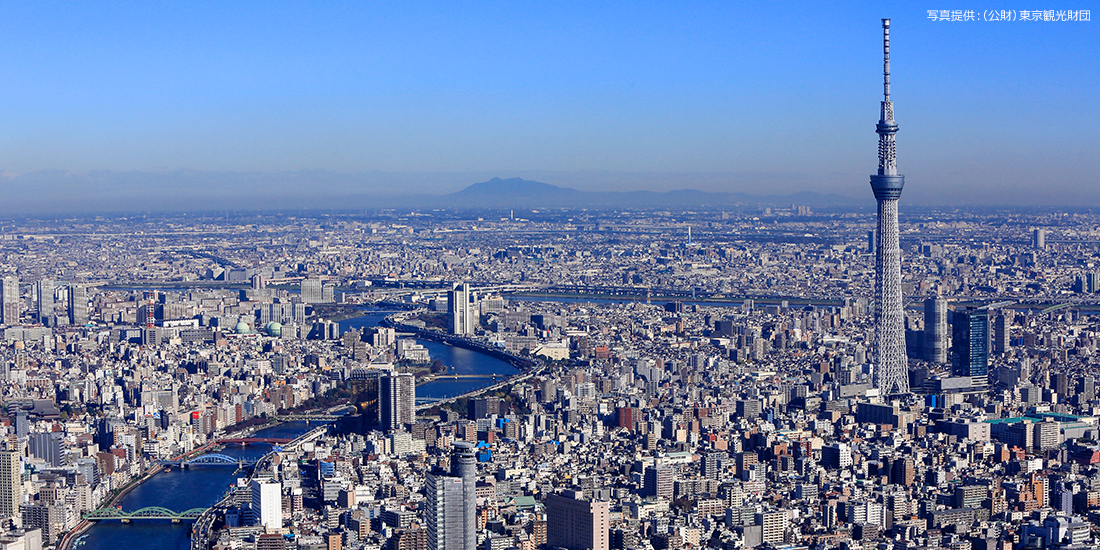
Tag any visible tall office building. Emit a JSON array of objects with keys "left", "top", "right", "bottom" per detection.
[
  {"left": 869, "top": 19, "right": 909, "bottom": 395},
  {"left": 952, "top": 307, "right": 989, "bottom": 378},
  {"left": 467, "top": 397, "right": 500, "bottom": 421},
  {"left": 68, "top": 284, "right": 87, "bottom": 326},
  {"left": 425, "top": 442, "right": 477, "bottom": 550},
  {"left": 1, "top": 277, "right": 18, "bottom": 325},
  {"left": 546, "top": 490, "right": 610, "bottom": 550},
  {"left": 379, "top": 373, "right": 415, "bottom": 431},
  {"left": 923, "top": 296, "right": 948, "bottom": 363},
  {"left": 643, "top": 465, "right": 674, "bottom": 499},
  {"left": 448, "top": 283, "right": 472, "bottom": 335},
  {"left": 0, "top": 449, "right": 21, "bottom": 518},
  {"left": 301, "top": 279, "right": 324, "bottom": 304},
  {"left": 29, "top": 433, "right": 65, "bottom": 467},
  {"left": 37, "top": 279, "right": 54, "bottom": 327},
  {"left": 251, "top": 478, "right": 282, "bottom": 530}
]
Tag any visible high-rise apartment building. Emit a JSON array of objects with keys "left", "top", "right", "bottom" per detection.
[
  {"left": 68, "top": 284, "right": 87, "bottom": 326},
  {"left": 1, "top": 277, "right": 19, "bottom": 325},
  {"left": 301, "top": 279, "right": 324, "bottom": 304},
  {"left": 425, "top": 475, "right": 465, "bottom": 550},
  {"left": 546, "top": 490, "right": 610, "bottom": 550},
  {"left": 757, "top": 511, "right": 787, "bottom": 544},
  {"left": 923, "top": 296, "right": 948, "bottom": 363},
  {"left": 891, "top": 457, "right": 915, "bottom": 486},
  {"left": 425, "top": 443, "right": 476, "bottom": 550},
  {"left": 869, "top": 19, "right": 909, "bottom": 395},
  {"left": 449, "top": 283, "right": 472, "bottom": 335},
  {"left": 380, "top": 373, "right": 415, "bottom": 431},
  {"left": 952, "top": 307, "right": 989, "bottom": 378},
  {"left": 0, "top": 449, "right": 21, "bottom": 518},
  {"left": 251, "top": 478, "right": 282, "bottom": 530}
]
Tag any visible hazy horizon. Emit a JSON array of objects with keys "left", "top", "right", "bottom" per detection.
[{"left": 1, "top": 1, "right": 1096, "bottom": 211}]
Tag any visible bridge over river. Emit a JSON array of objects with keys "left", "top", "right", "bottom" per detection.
[
  {"left": 83, "top": 506, "right": 208, "bottom": 522},
  {"left": 160, "top": 453, "right": 259, "bottom": 468}
]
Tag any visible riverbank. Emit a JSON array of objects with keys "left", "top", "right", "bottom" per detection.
[
  {"left": 72, "top": 422, "right": 319, "bottom": 550},
  {"left": 381, "top": 318, "right": 537, "bottom": 371},
  {"left": 57, "top": 463, "right": 165, "bottom": 550},
  {"left": 58, "top": 422, "right": 279, "bottom": 550}
]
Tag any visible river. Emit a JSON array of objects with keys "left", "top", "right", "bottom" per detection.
[
  {"left": 75, "top": 422, "right": 318, "bottom": 550},
  {"left": 338, "top": 311, "right": 520, "bottom": 402}
]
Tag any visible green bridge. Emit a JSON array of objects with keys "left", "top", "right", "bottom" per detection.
[{"left": 83, "top": 506, "right": 208, "bottom": 522}]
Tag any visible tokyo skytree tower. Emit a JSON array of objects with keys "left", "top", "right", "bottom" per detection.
[{"left": 870, "top": 19, "right": 909, "bottom": 395}]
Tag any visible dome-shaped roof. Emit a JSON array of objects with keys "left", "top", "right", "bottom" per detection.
[
  {"left": 265, "top": 322, "right": 282, "bottom": 337},
  {"left": 234, "top": 321, "right": 251, "bottom": 334}
]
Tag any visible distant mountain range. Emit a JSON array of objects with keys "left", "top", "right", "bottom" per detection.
[
  {"left": 0, "top": 170, "right": 867, "bottom": 214},
  {"left": 368, "top": 177, "right": 865, "bottom": 210}
]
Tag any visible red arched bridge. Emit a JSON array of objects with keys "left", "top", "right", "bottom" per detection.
[{"left": 216, "top": 437, "right": 292, "bottom": 445}]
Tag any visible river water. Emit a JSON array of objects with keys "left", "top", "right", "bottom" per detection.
[
  {"left": 76, "top": 422, "right": 316, "bottom": 550},
  {"left": 338, "top": 312, "right": 519, "bottom": 402}
]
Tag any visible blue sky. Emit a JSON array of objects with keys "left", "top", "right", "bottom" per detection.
[{"left": 0, "top": 1, "right": 1096, "bottom": 207}]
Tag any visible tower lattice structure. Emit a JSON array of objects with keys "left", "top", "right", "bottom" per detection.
[{"left": 870, "top": 19, "right": 909, "bottom": 395}]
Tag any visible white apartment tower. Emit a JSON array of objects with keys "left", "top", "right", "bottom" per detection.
[{"left": 251, "top": 478, "right": 282, "bottom": 530}]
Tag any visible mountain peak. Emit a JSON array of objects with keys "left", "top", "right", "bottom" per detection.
[{"left": 455, "top": 177, "right": 578, "bottom": 196}]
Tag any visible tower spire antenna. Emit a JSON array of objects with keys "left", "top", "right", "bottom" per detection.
[{"left": 882, "top": 18, "right": 891, "bottom": 103}]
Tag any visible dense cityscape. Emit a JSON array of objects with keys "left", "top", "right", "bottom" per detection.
[{"left": 0, "top": 198, "right": 1097, "bottom": 550}]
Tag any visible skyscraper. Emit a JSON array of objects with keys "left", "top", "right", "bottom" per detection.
[
  {"left": 1, "top": 277, "right": 19, "bottom": 325},
  {"left": 952, "top": 307, "right": 989, "bottom": 378},
  {"left": 68, "top": 284, "right": 87, "bottom": 326},
  {"left": 425, "top": 442, "right": 477, "bottom": 550},
  {"left": 448, "top": 283, "right": 472, "bottom": 335},
  {"left": 425, "top": 474, "right": 465, "bottom": 550},
  {"left": 0, "top": 449, "right": 22, "bottom": 518},
  {"left": 37, "top": 279, "right": 54, "bottom": 327},
  {"left": 1032, "top": 228, "right": 1046, "bottom": 250},
  {"left": 546, "top": 490, "right": 610, "bottom": 550},
  {"left": 379, "top": 373, "right": 415, "bottom": 431},
  {"left": 869, "top": 19, "right": 909, "bottom": 396},
  {"left": 993, "top": 312, "right": 1011, "bottom": 356},
  {"left": 450, "top": 442, "right": 476, "bottom": 550},
  {"left": 923, "top": 296, "right": 948, "bottom": 364}
]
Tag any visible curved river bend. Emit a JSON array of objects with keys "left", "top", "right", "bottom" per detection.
[{"left": 78, "top": 313, "right": 516, "bottom": 549}]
